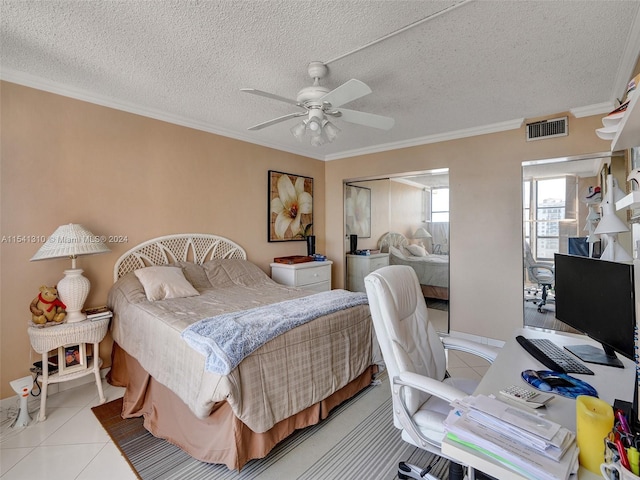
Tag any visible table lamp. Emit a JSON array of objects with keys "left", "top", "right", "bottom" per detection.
[
  {"left": 594, "top": 200, "right": 631, "bottom": 262},
  {"left": 413, "top": 227, "right": 432, "bottom": 248},
  {"left": 31, "top": 224, "right": 110, "bottom": 323}
]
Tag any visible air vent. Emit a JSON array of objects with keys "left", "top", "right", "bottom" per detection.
[{"left": 526, "top": 117, "right": 568, "bottom": 141}]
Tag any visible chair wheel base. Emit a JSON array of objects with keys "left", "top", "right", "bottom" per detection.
[{"left": 398, "top": 461, "right": 438, "bottom": 480}]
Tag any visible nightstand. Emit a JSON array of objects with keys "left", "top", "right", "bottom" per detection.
[
  {"left": 270, "top": 260, "right": 333, "bottom": 293},
  {"left": 346, "top": 253, "right": 390, "bottom": 292},
  {"left": 27, "top": 316, "right": 110, "bottom": 421}
]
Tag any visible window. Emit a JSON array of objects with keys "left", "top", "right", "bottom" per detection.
[
  {"left": 431, "top": 187, "right": 449, "bottom": 222},
  {"left": 524, "top": 177, "right": 566, "bottom": 261}
]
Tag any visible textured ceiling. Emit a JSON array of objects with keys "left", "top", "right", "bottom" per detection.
[{"left": 2, "top": 1, "right": 640, "bottom": 160}]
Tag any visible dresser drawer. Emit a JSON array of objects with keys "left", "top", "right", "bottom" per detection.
[
  {"left": 301, "top": 281, "right": 330, "bottom": 293},
  {"left": 296, "top": 264, "right": 331, "bottom": 286},
  {"left": 369, "top": 257, "right": 389, "bottom": 271}
]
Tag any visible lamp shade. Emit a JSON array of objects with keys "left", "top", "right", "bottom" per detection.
[
  {"left": 593, "top": 201, "right": 629, "bottom": 235},
  {"left": 413, "top": 227, "right": 432, "bottom": 239},
  {"left": 31, "top": 224, "right": 110, "bottom": 262},
  {"left": 31, "top": 224, "right": 110, "bottom": 323}
]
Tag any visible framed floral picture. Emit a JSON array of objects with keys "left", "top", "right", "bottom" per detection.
[
  {"left": 268, "top": 170, "right": 313, "bottom": 242},
  {"left": 58, "top": 343, "right": 87, "bottom": 375},
  {"left": 345, "top": 184, "right": 371, "bottom": 238}
]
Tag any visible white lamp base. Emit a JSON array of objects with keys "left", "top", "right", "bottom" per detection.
[{"left": 57, "top": 268, "right": 89, "bottom": 323}]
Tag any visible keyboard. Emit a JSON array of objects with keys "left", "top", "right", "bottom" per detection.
[{"left": 516, "top": 336, "right": 594, "bottom": 375}]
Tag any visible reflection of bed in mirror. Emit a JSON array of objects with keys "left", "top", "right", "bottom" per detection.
[{"left": 377, "top": 232, "right": 449, "bottom": 300}]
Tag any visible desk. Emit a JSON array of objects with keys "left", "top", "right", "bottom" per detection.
[{"left": 442, "top": 327, "right": 635, "bottom": 479}]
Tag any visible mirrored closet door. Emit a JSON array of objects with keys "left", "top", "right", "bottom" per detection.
[{"left": 344, "top": 169, "right": 450, "bottom": 333}]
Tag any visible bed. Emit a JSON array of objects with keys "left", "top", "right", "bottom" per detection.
[
  {"left": 377, "top": 232, "right": 449, "bottom": 300},
  {"left": 106, "top": 233, "right": 381, "bottom": 470}
]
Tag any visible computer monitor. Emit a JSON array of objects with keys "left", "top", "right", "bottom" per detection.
[{"left": 554, "top": 253, "right": 635, "bottom": 368}]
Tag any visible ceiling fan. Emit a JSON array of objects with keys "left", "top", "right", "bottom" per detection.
[{"left": 241, "top": 62, "right": 395, "bottom": 146}]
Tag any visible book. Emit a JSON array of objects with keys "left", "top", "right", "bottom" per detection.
[
  {"left": 273, "top": 255, "right": 314, "bottom": 264},
  {"left": 84, "top": 306, "right": 112, "bottom": 319}
]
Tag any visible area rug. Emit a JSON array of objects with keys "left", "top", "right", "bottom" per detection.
[{"left": 92, "top": 382, "right": 450, "bottom": 480}]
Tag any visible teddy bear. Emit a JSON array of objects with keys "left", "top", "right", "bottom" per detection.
[{"left": 30, "top": 285, "right": 66, "bottom": 325}]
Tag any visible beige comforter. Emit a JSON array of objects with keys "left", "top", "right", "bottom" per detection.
[{"left": 107, "top": 259, "right": 381, "bottom": 433}]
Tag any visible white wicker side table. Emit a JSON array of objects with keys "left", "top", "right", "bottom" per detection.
[{"left": 27, "top": 316, "right": 110, "bottom": 421}]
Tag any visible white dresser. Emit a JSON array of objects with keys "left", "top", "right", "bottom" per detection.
[
  {"left": 346, "top": 253, "right": 389, "bottom": 292},
  {"left": 270, "top": 260, "right": 333, "bottom": 293}
]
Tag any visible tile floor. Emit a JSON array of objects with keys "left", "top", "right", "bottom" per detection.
[
  {"left": 0, "top": 351, "right": 488, "bottom": 480},
  {"left": 0, "top": 380, "right": 135, "bottom": 480}
]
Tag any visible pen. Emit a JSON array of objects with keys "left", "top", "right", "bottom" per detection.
[
  {"left": 616, "top": 433, "right": 631, "bottom": 470},
  {"left": 616, "top": 410, "right": 633, "bottom": 436},
  {"left": 628, "top": 446, "right": 640, "bottom": 476}
]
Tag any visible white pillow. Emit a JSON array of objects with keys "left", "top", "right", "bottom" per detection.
[
  {"left": 389, "top": 246, "right": 407, "bottom": 258},
  {"left": 406, "top": 244, "right": 428, "bottom": 257},
  {"left": 134, "top": 266, "right": 200, "bottom": 301}
]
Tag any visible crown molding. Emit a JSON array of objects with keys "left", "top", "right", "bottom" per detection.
[
  {"left": 0, "top": 69, "right": 325, "bottom": 161},
  {"left": 323, "top": 118, "right": 525, "bottom": 161},
  {"left": 570, "top": 102, "right": 615, "bottom": 118},
  {"left": 2, "top": 68, "right": 622, "bottom": 163}
]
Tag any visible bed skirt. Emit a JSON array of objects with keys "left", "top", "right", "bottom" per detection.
[
  {"left": 421, "top": 284, "right": 449, "bottom": 300},
  {"left": 107, "top": 343, "right": 377, "bottom": 471}
]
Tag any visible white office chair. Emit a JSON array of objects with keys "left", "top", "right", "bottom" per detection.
[
  {"left": 364, "top": 265, "right": 499, "bottom": 480},
  {"left": 523, "top": 241, "right": 554, "bottom": 312}
]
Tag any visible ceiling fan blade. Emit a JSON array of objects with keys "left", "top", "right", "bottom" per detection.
[
  {"left": 241, "top": 88, "right": 301, "bottom": 107},
  {"left": 319, "top": 79, "right": 372, "bottom": 108},
  {"left": 337, "top": 108, "right": 395, "bottom": 130},
  {"left": 247, "top": 112, "right": 306, "bottom": 131}
]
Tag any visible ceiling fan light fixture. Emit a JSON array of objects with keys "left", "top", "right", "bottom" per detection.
[
  {"left": 306, "top": 115, "right": 323, "bottom": 134},
  {"left": 310, "top": 134, "right": 326, "bottom": 147},
  {"left": 290, "top": 121, "right": 306, "bottom": 141},
  {"left": 290, "top": 108, "right": 340, "bottom": 146},
  {"left": 323, "top": 120, "right": 340, "bottom": 142}
]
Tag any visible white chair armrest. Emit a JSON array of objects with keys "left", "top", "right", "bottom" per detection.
[
  {"left": 530, "top": 263, "right": 554, "bottom": 274},
  {"left": 395, "top": 371, "right": 468, "bottom": 404},
  {"left": 441, "top": 336, "right": 500, "bottom": 363}
]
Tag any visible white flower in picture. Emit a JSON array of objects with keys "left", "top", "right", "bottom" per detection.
[
  {"left": 345, "top": 185, "right": 371, "bottom": 237},
  {"left": 271, "top": 173, "right": 313, "bottom": 240}
]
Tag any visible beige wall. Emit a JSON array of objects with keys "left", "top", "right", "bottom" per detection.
[
  {"left": 0, "top": 82, "right": 325, "bottom": 399},
  {"left": 388, "top": 180, "right": 424, "bottom": 240},
  {"left": 326, "top": 114, "right": 611, "bottom": 342}
]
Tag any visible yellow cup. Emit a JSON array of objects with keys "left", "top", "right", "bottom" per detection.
[{"left": 576, "top": 395, "right": 614, "bottom": 474}]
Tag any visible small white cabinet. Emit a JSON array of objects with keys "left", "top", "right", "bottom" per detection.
[
  {"left": 346, "top": 253, "right": 389, "bottom": 292},
  {"left": 270, "top": 260, "right": 333, "bottom": 293}
]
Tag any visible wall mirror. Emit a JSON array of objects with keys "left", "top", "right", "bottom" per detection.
[
  {"left": 343, "top": 168, "right": 450, "bottom": 333},
  {"left": 522, "top": 152, "right": 628, "bottom": 331}
]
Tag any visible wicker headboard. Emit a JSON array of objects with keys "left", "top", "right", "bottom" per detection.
[
  {"left": 113, "top": 233, "right": 247, "bottom": 281},
  {"left": 377, "top": 232, "right": 409, "bottom": 253}
]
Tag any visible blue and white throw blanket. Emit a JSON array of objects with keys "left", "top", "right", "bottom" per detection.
[{"left": 181, "top": 289, "right": 369, "bottom": 375}]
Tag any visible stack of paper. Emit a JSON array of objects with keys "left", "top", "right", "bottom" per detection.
[{"left": 444, "top": 395, "right": 579, "bottom": 480}]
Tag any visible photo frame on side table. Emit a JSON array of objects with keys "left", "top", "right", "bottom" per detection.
[
  {"left": 345, "top": 184, "right": 371, "bottom": 238},
  {"left": 268, "top": 170, "right": 313, "bottom": 242},
  {"left": 58, "top": 343, "right": 87, "bottom": 375}
]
